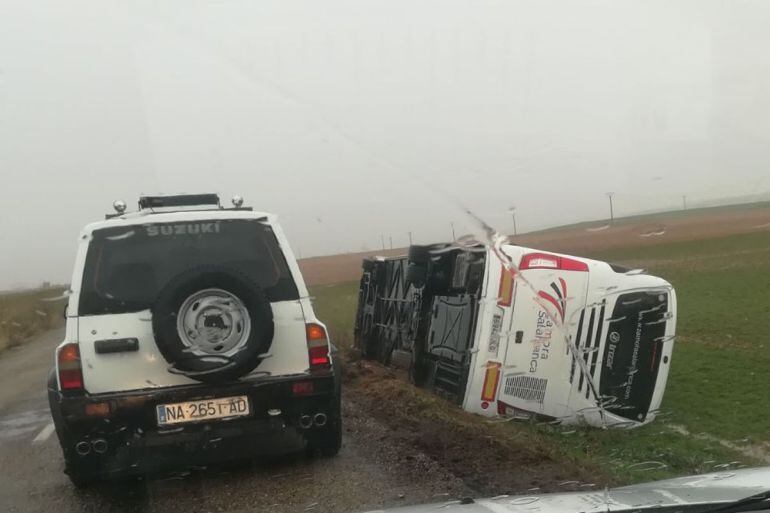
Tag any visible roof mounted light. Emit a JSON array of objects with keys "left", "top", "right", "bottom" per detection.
[
  {"left": 113, "top": 200, "right": 127, "bottom": 214},
  {"left": 231, "top": 195, "right": 244, "bottom": 208}
]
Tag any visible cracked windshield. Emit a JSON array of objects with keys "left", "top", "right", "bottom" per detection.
[{"left": 2, "top": 1, "right": 770, "bottom": 512}]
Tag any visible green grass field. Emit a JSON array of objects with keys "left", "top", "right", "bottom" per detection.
[
  {"left": 587, "top": 232, "right": 770, "bottom": 445},
  {"left": 0, "top": 288, "right": 67, "bottom": 352},
  {"left": 310, "top": 229, "right": 770, "bottom": 484}
]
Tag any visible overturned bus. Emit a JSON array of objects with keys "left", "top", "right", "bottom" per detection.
[{"left": 354, "top": 243, "right": 677, "bottom": 428}]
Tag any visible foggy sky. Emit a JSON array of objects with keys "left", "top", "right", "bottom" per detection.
[{"left": 1, "top": 0, "right": 770, "bottom": 288}]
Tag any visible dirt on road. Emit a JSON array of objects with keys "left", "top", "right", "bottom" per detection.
[
  {"left": 1, "top": 328, "right": 468, "bottom": 513},
  {"left": 1, "top": 329, "right": 598, "bottom": 513}
]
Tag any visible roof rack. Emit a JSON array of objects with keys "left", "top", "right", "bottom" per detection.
[
  {"left": 138, "top": 194, "right": 221, "bottom": 210},
  {"left": 105, "top": 194, "right": 253, "bottom": 219}
]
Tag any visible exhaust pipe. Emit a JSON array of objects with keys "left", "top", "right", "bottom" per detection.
[
  {"left": 91, "top": 438, "right": 108, "bottom": 454},
  {"left": 75, "top": 441, "right": 91, "bottom": 456},
  {"left": 299, "top": 415, "right": 313, "bottom": 429},
  {"left": 313, "top": 413, "right": 328, "bottom": 428}
]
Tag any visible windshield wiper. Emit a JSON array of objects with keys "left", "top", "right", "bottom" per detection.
[{"left": 704, "top": 490, "right": 770, "bottom": 513}]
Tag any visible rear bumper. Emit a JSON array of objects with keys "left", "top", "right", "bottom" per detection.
[{"left": 48, "top": 372, "right": 337, "bottom": 479}]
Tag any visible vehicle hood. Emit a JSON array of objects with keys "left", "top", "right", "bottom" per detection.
[{"left": 363, "top": 467, "right": 770, "bottom": 513}]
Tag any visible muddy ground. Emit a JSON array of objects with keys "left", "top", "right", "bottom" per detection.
[
  {"left": 341, "top": 358, "right": 606, "bottom": 496},
  {"left": 2, "top": 329, "right": 597, "bottom": 513}
]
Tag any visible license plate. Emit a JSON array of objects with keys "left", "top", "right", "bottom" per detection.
[{"left": 156, "top": 395, "right": 250, "bottom": 426}]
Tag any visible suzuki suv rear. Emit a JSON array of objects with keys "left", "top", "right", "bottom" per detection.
[{"left": 48, "top": 194, "right": 340, "bottom": 486}]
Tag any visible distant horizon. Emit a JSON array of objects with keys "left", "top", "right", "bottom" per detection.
[
  {"left": 295, "top": 196, "right": 770, "bottom": 260},
  {"left": 2, "top": 195, "right": 769, "bottom": 293}
]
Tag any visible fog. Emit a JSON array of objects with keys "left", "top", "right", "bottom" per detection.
[{"left": 1, "top": 0, "right": 769, "bottom": 288}]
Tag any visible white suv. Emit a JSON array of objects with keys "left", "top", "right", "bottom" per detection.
[{"left": 47, "top": 194, "right": 340, "bottom": 486}]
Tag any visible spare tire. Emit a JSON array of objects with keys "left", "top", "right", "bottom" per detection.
[{"left": 151, "top": 266, "right": 274, "bottom": 383}]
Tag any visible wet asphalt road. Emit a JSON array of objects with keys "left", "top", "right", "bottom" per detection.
[{"left": 0, "top": 329, "right": 471, "bottom": 513}]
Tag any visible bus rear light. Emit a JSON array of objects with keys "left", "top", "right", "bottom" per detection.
[
  {"left": 497, "top": 265, "right": 515, "bottom": 306},
  {"left": 520, "top": 252, "right": 589, "bottom": 272},
  {"left": 480, "top": 362, "right": 501, "bottom": 402}
]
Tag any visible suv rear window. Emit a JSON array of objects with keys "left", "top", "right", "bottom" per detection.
[{"left": 78, "top": 219, "right": 298, "bottom": 316}]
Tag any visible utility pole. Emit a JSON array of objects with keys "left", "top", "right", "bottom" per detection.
[
  {"left": 509, "top": 206, "right": 518, "bottom": 236},
  {"left": 380, "top": 234, "right": 385, "bottom": 251},
  {"left": 408, "top": 231, "right": 412, "bottom": 245},
  {"left": 682, "top": 195, "right": 687, "bottom": 211},
  {"left": 606, "top": 192, "right": 615, "bottom": 223},
  {"left": 389, "top": 235, "right": 393, "bottom": 250},
  {"left": 451, "top": 222, "right": 456, "bottom": 241}
]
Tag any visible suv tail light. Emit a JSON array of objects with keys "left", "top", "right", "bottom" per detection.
[
  {"left": 520, "top": 252, "right": 589, "bottom": 272},
  {"left": 306, "top": 323, "right": 331, "bottom": 369},
  {"left": 58, "top": 343, "right": 84, "bottom": 390}
]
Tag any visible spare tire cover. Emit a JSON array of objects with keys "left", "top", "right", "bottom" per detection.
[{"left": 151, "top": 266, "right": 274, "bottom": 383}]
